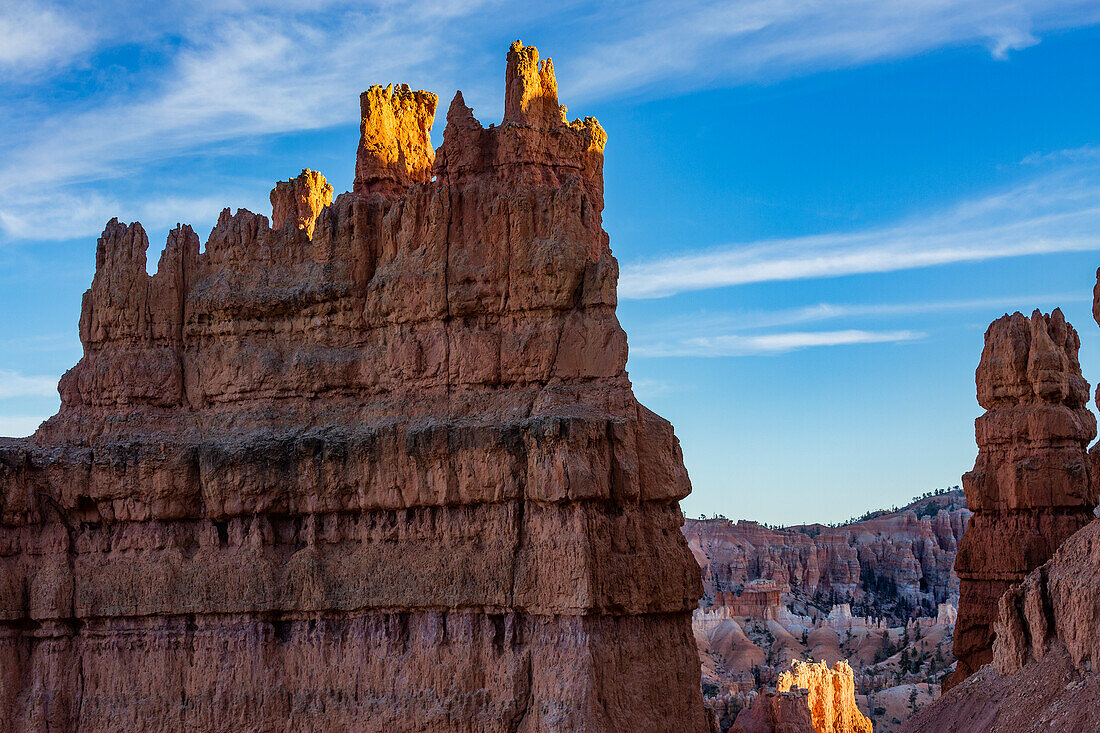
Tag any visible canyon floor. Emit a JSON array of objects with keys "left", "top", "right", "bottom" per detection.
[{"left": 684, "top": 489, "right": 968, "bottom": 731}]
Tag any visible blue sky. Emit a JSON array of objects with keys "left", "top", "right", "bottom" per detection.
[{"left": 2, "top": 1, "right": 1100, "bottom": 525}]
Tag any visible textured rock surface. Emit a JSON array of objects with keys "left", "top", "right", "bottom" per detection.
[
  {"left": 900, "top": 517, "right": 1100, "bottom": 732},
  {"left": 690, "top": 494, "right": 966, "bottom": 731},
  {"left": 731, "top": 661, "right": 871, "bottom": 733},
  {"left": 685, "top": 491, "right": 969, "bottom": 618},
  {"left": 0, "top": 42, "right": 707, "bottom": 732},
  {"left": 730, "top": 688, "right": 815, "bottom": 733},
  {"left": 776, "top": 661, "right": 872, "bottom": 733},
  {"left": 948, "top": 309, "right": 1096, "bottom": 690},
  {"left": 270, "top": 168, "right": 333, "bottom": 237}
]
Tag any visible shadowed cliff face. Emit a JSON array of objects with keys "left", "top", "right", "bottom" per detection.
[
  {"left": 948, "top": 309, "right": 1096, "bottom": 690},
  {"left": 0, "top": 41, "right": 708, "bottom": 732}
]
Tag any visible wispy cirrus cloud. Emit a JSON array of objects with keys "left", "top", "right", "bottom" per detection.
[
  {"left": 635, "top": 328, "right": 922, "bottom": 357},
  {"left": 566, "top": 0, "right": 1100, "bottom": 97},
  {"left": 0, "top": 369, "right": 59, "bottom": 399},
  {"left": 619, "top": 158, "right": 1100, "bottom": 299},
  {"left": 1, "top": 1, "right": 1099, "bottom": 244},
  {"left": 0, "top": 1, "right": 95, "bottom": 74},
  {"left": 627, "top": 291, "right": 1089, "bottom": 357}
]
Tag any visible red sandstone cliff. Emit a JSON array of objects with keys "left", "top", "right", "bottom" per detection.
[
  {"left": 0, "top": 42, "right": 707, "bottom": 732},
  {"left": 901, "top": 516, "right": 1100, "bottom": 732},
  {"left": 685, "top": 492, "right": 968, "bottom": 620},
  {"left": 948, "top": 309, "right": 1096, "bottom": 689}
]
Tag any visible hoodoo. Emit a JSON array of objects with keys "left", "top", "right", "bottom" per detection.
[
  {"left": 0, "top": 42, "right": 707, "bottom": 731},
  {"left": 948, "top": 309, "right": 1096, "bottom": 689}
]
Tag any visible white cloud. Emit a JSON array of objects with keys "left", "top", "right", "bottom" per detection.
[
  {"left": 0, "top": 369, "right": 59, "bottom": 399},
  {"left": 0, "top": 415, "right": 48, "bottom": 438},
  {"left": 627, "top": 292, "right": 1089, "bottom": 357},
  {"left": 0, "top": 190, "right": 266, "bottom": 243},
  {"left": 646, "top": 292, "right": 1091, "bottom": 333},
  {"left": 0, "top": 0, "right": 1097, "bottom": 247},
  {"left": 619, "top": 161, "right": 1100, "bottom": 299},
  {"left": 565, "top": 0, "right": 1100, "bottom": 99},
  {"left": 634, "top": 328, "right": 922, "bottom": 357},
  {"left": 0, "top": 2, "right": 94, "bottom": 73}
]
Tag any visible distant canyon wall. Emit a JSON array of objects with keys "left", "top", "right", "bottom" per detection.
[{"left": 684, "top": 494, "right": 969, "bottom": 619}]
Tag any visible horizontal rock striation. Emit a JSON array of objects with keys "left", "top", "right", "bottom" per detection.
[
  {"left": 948, "top": 309, "right": 1096, "bottom": 690},
  {"left": 0, "top": 41, "right": 706, "bottom": 732},
  {"left": 685, "top": 493, "right": 968, "bottom": 619}
]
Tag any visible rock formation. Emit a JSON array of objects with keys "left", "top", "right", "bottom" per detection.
[
  {"left": 900, "top": 517, "right": 1100, "bottom": 732},
  {"left": 685, "top": 491, "right": 969, "bottom": 619},
  {"left": 270, "top": 168, "right": 333, "bottom": 237},
  {"left": 776, "top": 661, "right": 872, "bottom": 733},
  {"left": 731, "top": 661, "right": 872, "bottom": 733},
  {"left": 714, "top": 579, "right": 783, "bottom": 618},
  {"left": 731, "top": 688, "right": 815, "bottom": 733},
  {"left": 0, "top": 42, "right": 708, "bottom": 731},
  {"left": 948, "top": 309, "right": 1096, "bottom": 689},
  {"left": 690, "top": 494, "right": 966, "bottom": 731}
]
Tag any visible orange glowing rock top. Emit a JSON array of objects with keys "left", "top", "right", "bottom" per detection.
[{"left": 270, "top": 169, "right": 333, "bottom": 238}]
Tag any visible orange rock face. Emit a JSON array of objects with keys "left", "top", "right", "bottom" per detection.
[
  {"left": 732, "top": 660, "right": 871, "bottom": 733},
  {"left": 353, "top": 83, "right": 438, "bottom": 196},
  {"left": 776, "top": 661, "right": 872, "bottom": 733},
  {"left": 0, "top": 42, "right": 707, "bottom": 732},
  {"left": 270, "top": 168, "right": 334, "bottom": 237},
  {"left": 948, "top": 309, "right": 1096, "bottom": 690}
]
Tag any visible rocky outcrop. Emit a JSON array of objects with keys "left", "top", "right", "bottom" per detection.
[
  {"left": 0, "top": 42, "right": 707, "bottom": 732},
  {"left": 270, "top": 168, "right": 333, "bottom": 237},
  {"left": 353, "top": 83, "right": 438, "bottom": 196},
  {"left": 731, "top": 689, "right": 815, "bottom": 733},
  {"left": 714, "top": 579, "right": 782, "bottom": 618},
  {"left": 900, "top": 517, "right": 1100, "bottom": 732},
  {"left": 685, "top": 491, "right": 968, "bottom": 619},
  {"left": 948, "top": 309, "right": 1096, "bottom": 689},
  {"left": 776, "top": 661, "right": 872, "bottom": 733},
  {"left": 731, "top": 661, "right": 871, "bottom": 733}
]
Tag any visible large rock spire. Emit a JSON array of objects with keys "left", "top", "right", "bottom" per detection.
[
  {"left": 0, "top": 44, "right": 708, "bottom": 731},
  {"left": 947, "top": 308, "right": 1096, "bottom": 689}
]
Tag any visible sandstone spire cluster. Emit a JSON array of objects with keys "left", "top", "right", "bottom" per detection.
[
  {"left": 731, "top": 660, "right": 872, "bottom": 733},
  {"left": 947, "top": 308, "right": 1096, "bottom": 689},
  {"left": 0, "top": 42, "right": 708, "bottom": 731}
]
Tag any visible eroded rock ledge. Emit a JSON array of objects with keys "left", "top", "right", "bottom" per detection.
[{"left": 0, "top": 41, "right": 707, "bottom": 732}]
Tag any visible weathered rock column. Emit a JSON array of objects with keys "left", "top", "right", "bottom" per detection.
[
  {"left": 0, "top": 42, "right": 708, "bottom": 732},
  {"left": 948, "top": 309, "right": 1096, "bottom": 689}
]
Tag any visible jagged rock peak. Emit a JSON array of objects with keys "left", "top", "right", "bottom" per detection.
[
  {"left": 270, "top": 168, "right": 333, "bottom": 238},
  {"left": 976, "top": 308, "right": 1088, "bottom": 408},
  {"left": 504, "top": 39, "right": 567, "bottom": 127},
  {"left": 776, "top": 661, "right": 873, "bottom": 733},
  {"left": 353, "top": 82, "right": 438, "bottom": 196},
  {"left": 731, "top": 660, "right": 871, "bottom": 733},
  {"left": 1, "top": 42, "right": 707, "bottom": 732}
]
